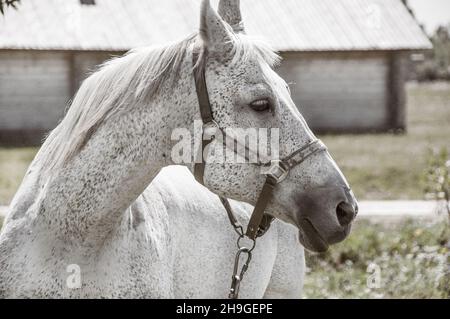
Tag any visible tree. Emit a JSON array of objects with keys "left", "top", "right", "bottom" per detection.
[
  {"left": 415, "top": 24, "right": 450, "bottom": 81},
  {"left": 0, "top": 0, "right": 20, "bottom": 15},
  {"left": 432, "top": 25, "right": 450, "bottom": 76}
]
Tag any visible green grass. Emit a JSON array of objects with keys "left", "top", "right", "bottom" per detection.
[
  {"left": 0, "top": 82, "right": 449, "bottom": 204},
  {"left": 304, "top": 219, "right": 450, "bottom": 298},
  {"left": 0, "top": 147, "right": 37, "bottom": 204}
]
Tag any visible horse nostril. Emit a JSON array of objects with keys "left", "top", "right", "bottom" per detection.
[{"left": 336, "top": 201, "right": 356, "bottom": 227}]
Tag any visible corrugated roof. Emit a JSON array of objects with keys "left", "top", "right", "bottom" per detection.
[{"left": 0, "top": 0, "right": 432, "bottom": 51}]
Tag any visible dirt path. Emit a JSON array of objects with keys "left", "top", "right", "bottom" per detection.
[{"left": 0, "top": 201, "right": 446, "bottom": 221}]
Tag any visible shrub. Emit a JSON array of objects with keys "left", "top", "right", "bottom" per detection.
[
  {"left": 423, "top": 147, "right": 450, "bottom": 217},
  {"left": 304, "top": 220, "right": 450, "bottom": 298}
]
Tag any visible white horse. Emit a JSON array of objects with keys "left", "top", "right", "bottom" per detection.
[{"left": 0, "top": 0, "right": 357, "bottom": 298}]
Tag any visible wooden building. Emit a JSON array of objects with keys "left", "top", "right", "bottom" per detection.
[{"left": 0, "top": 0, "right": 431, "bottom": 145}]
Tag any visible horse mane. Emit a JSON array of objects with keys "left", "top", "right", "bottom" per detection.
[{"left": 40, "top": 32, "right": 280, "bottom": 176}]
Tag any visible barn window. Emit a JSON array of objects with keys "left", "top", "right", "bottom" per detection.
[{"left": 80, "top": 0, "right": 96, "bottom": 5}]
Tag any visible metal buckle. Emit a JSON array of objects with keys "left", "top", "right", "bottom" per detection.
[{"left": 263, "top": 159, "right": 288, "bottom": 183}]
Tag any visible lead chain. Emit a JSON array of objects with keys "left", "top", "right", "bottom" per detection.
[{"left": 228, "top": 235, "right": 256, "bottom": 299}]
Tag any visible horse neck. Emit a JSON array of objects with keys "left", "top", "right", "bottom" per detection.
[{"left": 32, "top": 66, "right": 199, "bottom": 241}]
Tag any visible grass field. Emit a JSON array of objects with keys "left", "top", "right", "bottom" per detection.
[
  {"left": 304, "top": 218, "right": 449, "bottom": 299},
  {"left": 0, "top": 147, "right": 36, "bottom": 205},
  {"left": 0, "top": 82, "right": 449, "bottom": 204}
]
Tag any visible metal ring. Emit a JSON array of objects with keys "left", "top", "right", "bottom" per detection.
[{"left": 237, "top": 236, "right": 256, "bottom": 251}]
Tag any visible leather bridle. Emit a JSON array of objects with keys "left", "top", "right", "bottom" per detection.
[{"left": 192, "top": 51, "right": 327, "bottom": 298}]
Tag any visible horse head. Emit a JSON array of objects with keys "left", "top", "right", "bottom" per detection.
[{"left": 194, "top": 0, "right": 358, "bottom": 252}]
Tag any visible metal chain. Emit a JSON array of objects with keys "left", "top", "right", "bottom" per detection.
[{"left": 219, "top": 196, "right": 272, "bottom": 299}]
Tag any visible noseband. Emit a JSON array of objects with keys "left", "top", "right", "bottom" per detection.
[{"left": 192, "top": 51, "right": 327, "bottom": 298}]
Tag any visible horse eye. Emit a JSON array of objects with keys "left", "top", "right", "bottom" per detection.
[{"left": 249, "top": 99, "right": 271, "bottom": 112}]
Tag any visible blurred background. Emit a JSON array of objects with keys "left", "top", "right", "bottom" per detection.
[{"left": 0, "top": 0, "right": 448, "bottom": 298}]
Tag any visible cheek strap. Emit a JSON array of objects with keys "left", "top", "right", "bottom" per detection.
[{"left": 192, "top": 51, "right": 327, "bottom": 240}]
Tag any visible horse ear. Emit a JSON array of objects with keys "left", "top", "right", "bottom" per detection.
[
  {"left": 199, "top": 0, "right": 233, "bottom": 52},
  {"left": 218, "top": 0, "right": 245, "bottom": 33}
]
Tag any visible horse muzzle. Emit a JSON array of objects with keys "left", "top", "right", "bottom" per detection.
[{"left": 294, "top": 185, "right": 358, "bottom": 252}]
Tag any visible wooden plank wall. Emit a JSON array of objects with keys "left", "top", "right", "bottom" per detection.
[
  {"left": 0, "top": 50, "right": 120, "bottom": 145},
  {"left": 277, "top": 51, "right": 392, "bottom": 132},
  {"left": 0, "top": 51, "right": 70, "bottom": 136}
]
